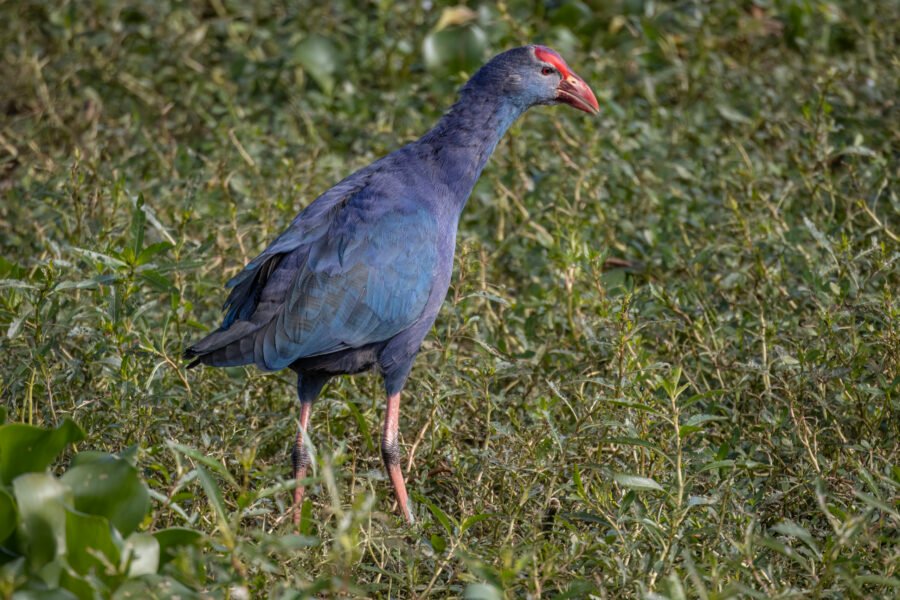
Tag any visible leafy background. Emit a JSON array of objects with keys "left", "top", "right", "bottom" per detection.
[{"left": 1, "top": 0, "right": 898, "bottom": 597}]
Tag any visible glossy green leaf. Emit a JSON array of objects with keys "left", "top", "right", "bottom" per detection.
[
  {"left": 549, "top": 0, "right": 592, "bottom": 27},
  {"left": 423, "top": 25, "right": 487, "bottom": 73},
  {"left": 464, "top": 582, "right": 503, "bottom": 600},
  {"left": 111, "top": 574, "right": 199, "bottom": 599},
  {"left": 0, "top": 487, "right": 17, "bottom": 544},
  {"left": 64, "top": 507, "right": 121, "bottom": 578},
  {"left": 61, "top": 454, "right": 149, "bottom": 538},
  {"left": 122, "top": 532, "right": 159, "bottom": 577},
  {"left": 59, "top": 567, "right": 100, "bottom": 599},
  {"left": 13, "top": 472, "right": 71, "bottom": 571},
  {"left": 0, "top": 419, "right": 85, "bottom": 485},
  {"left": 293, "top": 35, "right": 340, "bottom": 94},
  {"left": 153, "top": 527, "right": 205, "bottom": 567}
]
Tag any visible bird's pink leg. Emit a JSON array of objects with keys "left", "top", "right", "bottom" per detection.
[
  {"left": 382, "top": 392, "right": 414, "bottom": 524},
  {"left": 292, "top": 400, "right": 313, "bottom": 527}
]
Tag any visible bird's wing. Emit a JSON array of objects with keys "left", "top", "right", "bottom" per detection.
[
  {"left": 253, "top": 199, "right": 438, "bottom": 370},
  {"left": 220, "top": 175, "right": 369, "bottom": 329},
  {"left": 187, "top": 166, "right": 440, "bottom": 371}
]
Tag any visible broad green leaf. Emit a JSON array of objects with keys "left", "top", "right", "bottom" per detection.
[
  {"left": 111, "top": 574, "right": 199, "bottom": 599},
  {"left": 423, "top": 25, "right": 487, "bottom": 73},
  {"left": 549, "top": 0, "right": 592, "bottom": 27},
  {"left": 13, "top": 472, "right": 71, "bottom": 571},
  {"left": 122, "top": 532, "right": 159, "bottom": 577},
  {"left": 61, "top": 453, "right": 150, "bottom": 538},
  {"left": 464, "top": 582, "right": 503, "bottom": 600},
  {"left": 64, "top": 507, "right": 121, "bottom": 578},
  {"left": 152, "top": 527, "right": 205, "bottom": 567},
  {"left": 0, "top": 419, "right": 85, "bottom": 485},
  {"left": 293, "top": 35, "right": 340, "bottom": 94},
  {"left": 0, "top": 487, "right": 16, "bottom": 543},
  {"left": 613, "top": 473, "right": 665, "bottom": 492},
  {"left": 59, "top": 567, "right": 98, "bottom": 599}
]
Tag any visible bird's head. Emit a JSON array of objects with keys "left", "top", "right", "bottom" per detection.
[{"left": 465, "top": 45, "right": 599, "bottom": 115}]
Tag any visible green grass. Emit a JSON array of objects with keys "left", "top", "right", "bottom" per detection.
[{"left": 1, "top": 0, "right": 898, "bottom": 597}]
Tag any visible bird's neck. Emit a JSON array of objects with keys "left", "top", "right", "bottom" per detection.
[{"left": 417, "top": 89, "right": 526, "bottom": 212}]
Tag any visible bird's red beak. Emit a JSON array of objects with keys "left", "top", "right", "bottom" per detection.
[{"left": 556, "top": 72, "right": 600, "bottom": 115}]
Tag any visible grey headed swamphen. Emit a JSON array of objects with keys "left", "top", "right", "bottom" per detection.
[{"left": 185, "top": 45, "right": 598, "bottom": 525}]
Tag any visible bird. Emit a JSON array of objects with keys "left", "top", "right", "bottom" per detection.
[{"left": 184, "top": 45, "right": 598, "bottom": 525}]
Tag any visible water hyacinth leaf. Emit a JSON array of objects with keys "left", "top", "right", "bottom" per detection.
[
  {"left": 613, "top": 473, "right": 665, "bottom": 492},
  {"left": 293, "top": 35, "right": 340, "bottom": 94},
  {"left": 111, "top": 574, "right": 200, "bottom": 599},
  {"left": 0, "top": 419, "right": 85, "bottom": 485},
  {"left": 0, "top": 487, "right": 17, "bottom": 544},
  {"left": 549, "top": 0, "right": 592, "bottom": 27},
  {"left": 59, "top": 568, "right": 100, "bottom": 599},
  {"left": 122, "top": 532, "right": 160, "bottom": 577},
  {"left": 424, "top": 19, "right": 487, "bottom": 74},
  {"left": 61, "top": 453, "right": 150, "bottom": 538},
  {"left": 65, "top": 507, "right": 121, "bottom": 578},
  {"left": 464, "top": 582, "right": 503, "bottom": 600},
  {"left": 13, "top": 473, "right": 71, "bottom": 571},
  {"left": 153, "top": 527, "right": 205, "bottom": 567}
]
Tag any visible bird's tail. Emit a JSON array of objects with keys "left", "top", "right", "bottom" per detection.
[{"left": 183, "top": 321, "right": 262, "bottom": 369}]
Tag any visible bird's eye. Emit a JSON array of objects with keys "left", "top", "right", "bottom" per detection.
[{"left": 541, "top": 66, "right": 555, "bottom": 76}]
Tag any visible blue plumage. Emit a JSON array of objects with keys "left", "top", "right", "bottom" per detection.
[{"left": 184, "top": 45, "right": 598, "bottom": 524}]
